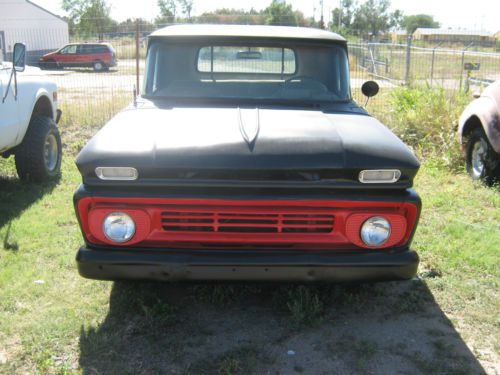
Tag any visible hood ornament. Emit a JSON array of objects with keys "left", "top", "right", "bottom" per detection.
[{"left": 237, "top": 108, "right": 260, "bottom": 151}]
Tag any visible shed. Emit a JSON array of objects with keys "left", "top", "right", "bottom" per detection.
[
  {"left": 0, "top": 0, "right": 69, "bottom": 64},
  {"left": 413, "top": 28, "right": 495, "bottom": 47}
]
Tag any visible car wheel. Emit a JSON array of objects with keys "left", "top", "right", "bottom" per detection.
[
  {"left": 15, "top": 116, "right": 62, "bottom": 182},
  {"left": 93, "top": 61, "right": 105, "bottom": 71},
  {"left": 466, "top": 128, "right": 497, "bottom": 183}
]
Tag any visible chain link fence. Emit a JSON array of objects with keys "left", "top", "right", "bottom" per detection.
[
  {"left": 349, "top": 39, "right": 500, "bottom": 104},
  {"left": 4, "top": 23, "right": 499, "bottom": 120}
]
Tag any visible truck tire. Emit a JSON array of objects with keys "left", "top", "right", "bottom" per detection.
[
  {"left": 465, "top": 128, "right": 498, "bottom": 184},
  {"left": 15, "top": 116, "right": 62, "bottom": 182}
]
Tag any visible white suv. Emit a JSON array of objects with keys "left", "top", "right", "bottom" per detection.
[{"left": 0, "top": 43, "right": 62, "bottom": 182}]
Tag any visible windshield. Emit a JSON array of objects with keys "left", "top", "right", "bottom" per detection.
[{"left": 143, "top": 40, "right": 351, "bottom": 104}]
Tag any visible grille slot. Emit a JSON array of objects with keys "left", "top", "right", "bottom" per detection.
[{"left": 161, "top": 210, "right": 334, "bottom": 234}]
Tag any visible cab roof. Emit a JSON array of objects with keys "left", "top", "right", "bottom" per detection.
[{"left": 150, "top": 24, "right": 346, "bottom": 42}]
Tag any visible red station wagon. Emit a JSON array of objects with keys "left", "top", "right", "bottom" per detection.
[{"left": 39, "top": 43, "right": 117, "bottom": 71}]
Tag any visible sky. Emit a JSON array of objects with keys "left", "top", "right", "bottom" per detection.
[{"left": 30, "top": 0, "right": 500, "bottom": 33}]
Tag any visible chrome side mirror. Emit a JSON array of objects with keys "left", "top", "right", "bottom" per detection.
[
  {"left": 2, "top": 43, "right": 26, "bottom": 103},
  {"left": 13, "top": 43, "right": 26, "bottom": 72}
]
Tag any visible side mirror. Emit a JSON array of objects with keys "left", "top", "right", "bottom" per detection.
[
  {"left": 13, "top": 43, "right": 26, "bottom": 72},
  {"left": 361, "top": 81, "right": 379, "bottom": 98},
  {"left": 361, "top": 81, "right": 379, "bottom": 108},
  {"left": 472, "top": 91, "right": 481, "bottom": 99}
]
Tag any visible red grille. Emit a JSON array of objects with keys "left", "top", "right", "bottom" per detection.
[
  {"left": 77, "top": 197, "right": 419, "bottom": 250},
  {"left": 161, "top": 209, "right": 335, "bottom": 234}
]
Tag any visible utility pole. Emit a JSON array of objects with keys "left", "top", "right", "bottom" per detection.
[
  {"left": 338, "top": 0, "right": 342, "bottom": 30},
  {"left": 319, "top": 0, "right": 324, "bottom": 29}
]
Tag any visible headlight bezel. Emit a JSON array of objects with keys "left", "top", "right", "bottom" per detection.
[
  {"left": 102, "top": 212, "right": 136, "bottom": 243},
  {"left": 360, "top": 216, "right": 392, "bottom": 247}
]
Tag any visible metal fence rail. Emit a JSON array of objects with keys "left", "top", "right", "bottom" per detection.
[
  {"left": 3, "top": 24, "right": 499, "bottom": 119},
  {"left": 350, "top": 41, "right": 500, "bottom": 88}
]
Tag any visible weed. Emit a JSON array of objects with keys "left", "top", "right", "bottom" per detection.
[
  {"left": 186, "top": 347, "right": 262, "bottom": 375},
  {"left": 284, "top": 286, "right": 324, "bottom": 327},
  {"left": 419, "top": 268, "right": 443, "bottom": 279},
  {"left": 392, "top": 286, "right": 429, "bottom": 314},
  {"left": 190, "top": 284, "right": 240, "bottom": 305},
  {"left": 385, "top": 85, "right": 469, "bottom": 170},
  {"left": 353, "top": 339, "right": 378, "bottom": 372},
  {"left": 218, "top": 357, "right": 241, "bottom": 375},
  {"left": 328, "top": 336, "right": 378, "bottom": 373}
]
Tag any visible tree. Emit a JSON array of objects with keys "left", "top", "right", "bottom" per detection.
[
  {"left": 389, "top": 9, "right": 404, "bottom": 30},
  {"left": 62, "top": 0, "right": 116, "bottom": 38},
  {"left": 402, "top": 14, "right": 440, "bottom": 33},
  {"left": 330, "top": 0, "right": 356, "bottom": 33},
  {"left": 156, "top": 0, "right": 177, "bottom": 25},
  {"left": 178, "top": 0, "right": 194, "bottom": 20},
  {"left": 264, "top": 0, "right": 298, "bottom": 26},
  {"left": 197, "top": 8, "right": 263, "bottom": 25},
  {"left": 117, "top": 18, "right": 154, "bottom": 34},
  {"left": 351, "top": 0, "right": 393, "bottom": 37}
]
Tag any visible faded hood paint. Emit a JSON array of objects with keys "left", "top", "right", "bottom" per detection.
[{"left": 76, "top": 103, "right": 420, "bottom": 188}]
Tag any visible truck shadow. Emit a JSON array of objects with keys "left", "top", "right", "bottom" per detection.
[
  {"left": 79, "top": 279, "right": 488, "bottom": 375},
  {"left": 0, "top": 176, "right": 58, "bottom": 235}
]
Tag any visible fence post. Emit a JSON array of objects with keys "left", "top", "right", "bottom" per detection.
[
  {"left": 135, "top": 21, "right": 140, "bottom": 95},
  {"left": 459, "top": 43, "right": 474, "bottom": 91},
  {"left": 405, "top": 36, "right": 412, "bottom": 86},
  {"left": 430, "top": 48, "right": 436, "bottom": 86},
  {"left": 459, "top": 50, "right": 466, "bottom": 90}
]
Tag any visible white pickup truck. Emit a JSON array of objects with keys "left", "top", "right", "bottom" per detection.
[{"left": 0, "top": 43, "right": 62, "bottom": 182}]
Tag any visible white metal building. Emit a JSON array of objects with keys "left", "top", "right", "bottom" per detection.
[{"left": 0, "top": 0, "right": 69, "bottom": 63}]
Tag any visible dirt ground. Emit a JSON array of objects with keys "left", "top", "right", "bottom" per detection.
[{"left": 77, "top": 279, "right": 490, "bottom": 375}]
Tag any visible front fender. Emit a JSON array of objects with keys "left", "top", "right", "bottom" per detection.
[
  {"left": 459, "top": 96, "right": 500, "bottom": 153},
  {"left": 15, "top": 85, "right": 56, "bottom": 144}
]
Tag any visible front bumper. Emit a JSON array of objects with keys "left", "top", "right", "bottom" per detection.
[{"left": 76, "top": 246, "right": 419, "bottom": 282}]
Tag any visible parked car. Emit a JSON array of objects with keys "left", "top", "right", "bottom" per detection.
[
  {"left": 1, "top": 43, "right": 62, "bottom": 182},
  {"left": 74, "top": 25, "right": 421, "bottom": 282},
  {"left": 458, "top": 80, "right": 500, "bottom": 183},
  {"left": 39, "top": 42, "right": 117, "bottom": 71}
]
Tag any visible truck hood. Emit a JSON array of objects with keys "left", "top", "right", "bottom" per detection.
[{"left": 76, "top": 104, "right": 420, "bottom": 188}]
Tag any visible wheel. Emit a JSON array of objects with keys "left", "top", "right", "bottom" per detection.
[
  {"left": 465, "top": 128, "right": 498, "bottom": 183},
  {"left": 15, "top": 116, "right": 62, "bottom": 182},
  {"left": 93, "top": 61, "right": 105, "bottom": 71}
]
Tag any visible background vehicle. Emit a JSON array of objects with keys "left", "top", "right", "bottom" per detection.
[
  {"left": 0, "top": 43, "right": 62, "bottom": 182},
  {"left": 39, "top": 42, "right": 117, "bottom": 71},
  {"left": 458, "top": 81, "right": 500, "bottom": 183}
]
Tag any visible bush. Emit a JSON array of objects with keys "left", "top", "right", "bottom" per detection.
[{"left": 386, "top": 86, "right": 470, "bottom": 171}]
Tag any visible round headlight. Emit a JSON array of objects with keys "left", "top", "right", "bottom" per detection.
[
  {"left": 360, "top": 216, "right": 391, "bottom": 246},
  {"left": 103, "top": 212, "right": 136, "bottom": 243}
]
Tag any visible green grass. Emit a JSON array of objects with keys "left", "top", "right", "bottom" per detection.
[{"left": 0, "top": 95, "right": 499, "bottom": 374}]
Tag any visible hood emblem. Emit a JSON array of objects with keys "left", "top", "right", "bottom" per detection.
[{"left": 237, "top": 108, "right": 260, "bottom": 150}]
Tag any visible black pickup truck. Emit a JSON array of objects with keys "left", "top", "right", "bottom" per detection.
[{"left": 74, "top": 25, "right": 421, "bottom": 282}]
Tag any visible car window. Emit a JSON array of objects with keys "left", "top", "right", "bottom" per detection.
[
  {"left": 79, "top": 45, "right": 94, "bottom": 54},
  {"left": 60, "top": 45, "right": 77, "bottom": 54},
  {"left": 197, "top": 46, "right": 296, "bottom": 74},
  {"left": 94, "top": 45, "right": 109, "bottom": 53}
]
